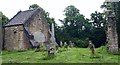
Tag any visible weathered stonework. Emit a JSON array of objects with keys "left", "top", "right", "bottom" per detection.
[
  {"left": 4, "top": 25, "right": 29, "bottom": 50},
  {"left": 105, "top": 1, "right": 119, "bottom": 54},
  {"left": 25, "top": 10, "right": 50, "bottom": 43},
  {"left": 107, "top": 15, "right": 118, "bottom": 54},
  {"left": 3, "top": 8, "right": 52, "bottom": 50}
]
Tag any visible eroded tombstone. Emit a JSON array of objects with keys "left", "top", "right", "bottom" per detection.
[
  {"left": 88, "top": 41, "right": 95, "bottom": 56},
  {"left": 46, "top": 44, "right": 50, "bottom": 51},
  {"left": 69, "top": 41, "right": 74, "bottom": 48},
  {"left": 49, "top": 23, "right": 58, "bottom": 51},
  {"left": 60, "top": 41, "right": 63, "bottom": 47},
  {"left": 50, "top": 23, "right": 58, "bottom": 47},
  {"left": 46, "top": 44, "right": 55, "bottom": 56},
  {"left": 64, "top": 42, "right": 68, "bottom": 48},
  {"left": 49, "top": 47, "right": 55, "bottom": 55}
]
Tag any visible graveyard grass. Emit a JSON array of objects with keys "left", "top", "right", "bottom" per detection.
[{"left": 2, "top": 46, "right": 120, "bottom": 63}]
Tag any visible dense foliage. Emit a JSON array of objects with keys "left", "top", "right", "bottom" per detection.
[
  {"left": 0, "top": 11, "right": 9, "bottom": 26},
  {"left": 55, "top": 5, "right": 106, "bottom": 48}
]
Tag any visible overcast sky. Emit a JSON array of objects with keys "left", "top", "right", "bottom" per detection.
[{"left": 0, "top": 0, "right": 105, "bottom": 25}]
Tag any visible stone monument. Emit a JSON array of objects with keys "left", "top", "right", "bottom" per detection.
[{"left": 105, "top": 0, "right": 118, "bottom": 54}]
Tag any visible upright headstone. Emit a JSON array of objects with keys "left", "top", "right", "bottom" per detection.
[
  {"left": 52, "top": 23, "right": 55, "bottom": 38},
  {"left": 50, "top": 23, "right": 58, "bottom": 47},
  {"left": 69, "top": 41, "right": 74, "bottom": 48},
  {"left": 60, "top": 41, "right": 63, "bottom": 47},
  {"left": 46, "top": 44, "right": 50, "bottom": 51},
  {"left": 64, "top": 42, "right": 68, "bottom": 48},
  {"left": 88, "top": 41, "right": 95, "bottom": 56}
]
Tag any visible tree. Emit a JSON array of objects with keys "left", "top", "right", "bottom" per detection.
[
  {"left": 90, "top": 11, "right": 106, "bottom": 47},
  {"left": 0, "top": 11, "right": 9, "bottom": 50},
  {"left": 0, "top": 11, "right": 9, "bottom": 26},
  {"left": 29, "top": 4, "right": 40, "bottom": 9},
  {"left": 91, "top": 11, "right": 105, "bottom": 28},
  {"left": 58, "top": 5, "right": 90, "bottom": 47}
]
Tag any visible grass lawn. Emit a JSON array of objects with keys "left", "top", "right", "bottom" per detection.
[{"left": 1, "top": 46, "right": 120, "bottom": 63}]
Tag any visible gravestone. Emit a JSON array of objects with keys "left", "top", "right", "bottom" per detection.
[
  {"left": 46, "top": 44, "right": 55, "bottom": 56},
  {"left": 64, "top": 42, "right": 68, "bottom": 48},
  {"left": 46, "top": 44, "right": 50, "bottom": 51},
  {"left": 60, "top": 41, "right": 63, "bottom": 47},
  {"left": 88, "top": 41, "right": 95, "bottom": 56},
  {"left": 69, "top": 41, "right": 74, "bottom": 48},
  {"left": 49, "top": 47, "right": 55, "bottom": 55},
  {"left": 50, "top": 23, "right": 57, "bottom": 45},
  {"left": 49, "top": 23, "right": 58, "bottom": 50}
]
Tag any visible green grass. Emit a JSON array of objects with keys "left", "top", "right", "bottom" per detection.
[{"left": 1, "top": 46, "right": 120, "bottom": 63}]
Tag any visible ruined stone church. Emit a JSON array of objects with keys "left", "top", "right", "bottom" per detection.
[{"left": 2, "top": 8, "right": 56, "bottom": 50}]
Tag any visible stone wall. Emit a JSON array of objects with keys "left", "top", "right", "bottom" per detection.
[
  {"left": 25, "top": 9, "right": 51, "bottom": 44},
  {"left": 3, "top": 9, "right": 51, "bottom": 50},
  {"left": 4, "top": 25, "right": 30, "bottom": 50}
]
